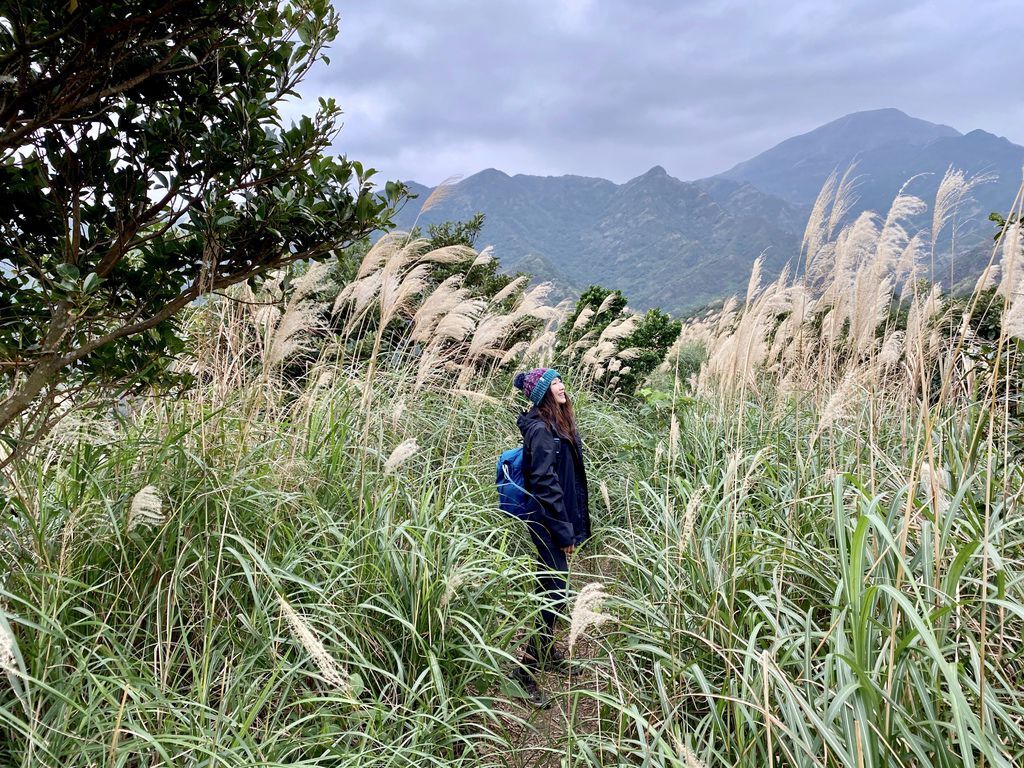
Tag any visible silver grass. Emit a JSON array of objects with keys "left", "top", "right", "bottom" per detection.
[
  {"left": 450, "top": 388, "right": 501, "bottom": 405},
  {"left": 384, "top": 438, "right": 419, "bottom": 473},
  {"left": 599, "top": 481, "right": 612, "bottom": 515},
  {"left": 570, "top": 330, "right": 598, "bottom": 351},
  {"left": 277, "top": 596, "right": 350, "bottom": 691},
  {"left": 411, "top": 275, "right": 469, "bottom": 343},
  {"left": 379, "top": 262, "right": 433, "bottom": 326},
  {"left": 511, "top": 282, "right": 557, "bottom": 321},
  {"left": 878, "top": 331, "right": 905, "bottom": 367},
  {"left": 355, "top": 232, "right": 402, "bottom": 280},
  {"left": 391, "top": 397, "right": 406, "bottom": 429},
  {"left": 974, "top": 263, "right": 1000, "bottom": 294},
  {"left": 932, "top": 167, "right": 992, "bottom": 250},
  {"left": 619, "top": 365, "right": 631, "bottom": 376},
  {"left": 681, "top": 743, "right": 707, "bottom": 768},
  {"left": 466, "top": 313, "right": 516, "bottom": 361},
  {"left": 267, "top": 303, "right": 323, "bottom": 367},
  {"left": 441, "top": 570, "right": 467, "bottom": 608},
  {"left": 337, "top": 273, "right": 383, "bottom": 330},
  {"left": 827, "top": 164, "right": 860, "bottom": 240},
  {"left": 567, "top": 582, "right": 614, "bottom": 652},
  {"left": 0, "top": 622, "right": 15, "bottom": 674},
  {"left": 875, "top": 189, "right": 927, "bottom": 274},
  {"left": 499, "top": 340, "right": 528, "bottom": 365},
  {"left": 417, "top": 175, "right": 462, "bottom": 215},
  {"left": 491, "top": 275, "right": 529, "bottom": 305},
  {"left": 919, "top": 461, "right": 951, "bottom": 517},
  {"left": 1003, "top": 289, "right": 1024, "bottom": 340},
  {"left": 681, "top": 491, "right": 701, "bottom": 543},
  {"left": 595, "top": 292, "right": 618, "bottom": 316},
  {"left": 291, "top": 261, "right": 334, "bottom": 303},
  {"left": 816, "top": 370, "right": 862, "bottom": 435},
  {"left": 615, "top": 347, "right": 644, "bottom": 361},
  {"left": 997, "top": 223, "right": 1022, "bottom": 302},
  {"left": 669, "top": 414, "right": 681, "bottom": 458},
  {"left": 572, "top": 306, "right": 596, "bottom": 332},
  {"left": 128, "top": 485, "right": 165, "bottom": 531},
  {"left": 470, "top": 246, "right": 494, "bottom": 269},
  {"left": 434, "top": 299, "right": 486, "bottom": 342},
  {"left": 525, "top": 330, "right": 558, "bottom": 361},
  {"left": 894, "top": 233, "right": 927, "bottom": 293},
  {"left": 745, "top": 254, "right": 764, "bottom": 305},
  {"left": 418, "top": 244, "right": 478, "bottom": 267},
  {"left": 598, "top": 315, "right": 638, "bottom": 345},
  {"left": 801, "top": 169, "right": 838, "bottom": 267}
]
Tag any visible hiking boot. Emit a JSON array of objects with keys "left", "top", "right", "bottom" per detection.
[{"left": 511, "top": 666, "right": 552, "bottom": 709}]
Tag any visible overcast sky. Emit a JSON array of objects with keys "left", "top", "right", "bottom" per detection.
[{"left": 291, "top": 0, "right": 1024, "bottom": 186}]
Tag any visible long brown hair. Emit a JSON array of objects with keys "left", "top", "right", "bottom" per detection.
[{"left": 536, "top": 388, "right": 579, "bottom": 441}]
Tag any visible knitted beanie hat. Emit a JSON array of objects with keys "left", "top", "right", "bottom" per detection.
[{"left": 514, "top": 367, "right": 562, "bottom": 406}]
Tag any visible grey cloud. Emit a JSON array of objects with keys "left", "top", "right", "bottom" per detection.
[{"left": 307, "top": 0, "right": 1024, "bottom": 185}]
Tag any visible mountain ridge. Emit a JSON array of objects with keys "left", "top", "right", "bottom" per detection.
[{"left": 392, "top": 109, "right": 1022, "bottom": 313}]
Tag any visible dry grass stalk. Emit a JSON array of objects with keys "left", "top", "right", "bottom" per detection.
[
  {"left": 567, "top": 582, "right": 614, "bottom": 652},
  {"left": 128, "top": 485, "right": 165, "bottom": 531},
  {"left": 277, "top": 596, "right": 351, "bottom": 692},
  {"left": 384, "top": 438, "right": 419, "bottom": 473}
]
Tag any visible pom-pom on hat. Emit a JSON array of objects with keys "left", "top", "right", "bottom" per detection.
[{"left": 514, "top": 367, "right": 562, "bottom": 406}]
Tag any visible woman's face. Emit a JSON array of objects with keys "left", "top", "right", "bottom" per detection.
[{"left": 549, "top": 377, "right": 567, "bottom": 405}]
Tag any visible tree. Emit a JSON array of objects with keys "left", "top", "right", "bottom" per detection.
[
  {"left": 557, "top": 285, "right": 680, "bottom": 395},
  {"left": 0, "top": 1, "right": 404, "bottom": 464}
]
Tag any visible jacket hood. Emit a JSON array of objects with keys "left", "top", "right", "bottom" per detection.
[{"left": 516, "top": 407, "right": 545, "bottom": 436}]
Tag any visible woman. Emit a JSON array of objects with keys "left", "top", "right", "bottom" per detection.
[{"left": 513, "top": 367, "right": 591, "bottom": 687}]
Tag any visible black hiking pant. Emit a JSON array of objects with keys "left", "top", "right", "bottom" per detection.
[{"left": 524, "top": 521, "right": 568, "bottom": 664}]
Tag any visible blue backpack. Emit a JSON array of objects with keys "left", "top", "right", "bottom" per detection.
[{"left": 496, "top": 445, "right": 537, "bottom": 520}]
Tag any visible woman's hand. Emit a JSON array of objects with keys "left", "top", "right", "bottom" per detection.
[{"left": 562, "top": 544, "right": 575, "bottom": 555}]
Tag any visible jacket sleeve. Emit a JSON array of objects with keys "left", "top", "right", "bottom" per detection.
[{"left": 525, "top": 422, "right": 574, "bottom": 548}]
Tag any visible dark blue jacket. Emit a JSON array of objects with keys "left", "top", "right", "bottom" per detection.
[{"left": 516, "top": 408, "right": 592, "bottom": 549}]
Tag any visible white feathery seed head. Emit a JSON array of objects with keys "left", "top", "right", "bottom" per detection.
[
  {"left": 0, "top": 622, "right": 15, "bottom": 673},
  {"left": 595, "top": 292, "right": 619, "bottom": 316},
  {"left": 491, "top": 275, "right": 530, "bottom": 305},
  {"left": 384, "top": 438, "right": 419, "bottom": 473},
  {"left": 681, "top": 491, "right": 701, "bottom": 544},
  {"left": 572, "top": 306, "right": 596, "bottom": 332},
  {"left": 919, "top": 460, "right": 951, "bottom": 517},
  {"left": 277, "top": 596, "right": 350, "bottom": 691},
  {"left": 599, "top": 480, "right": 612, "bottom": 515},
  {"left": 567, "top": 582, "right": 615, "bottom": 652}
]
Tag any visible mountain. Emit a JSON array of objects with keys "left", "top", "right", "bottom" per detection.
[
  {"left": 716, "top": 108, "right": 961, "bottom": 205},
  {"left": 393, "top": 109, "right": 1023, "bottom": 313},
  {"left": 394, "top": 166, "right": 802, "bottom": 313}
]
